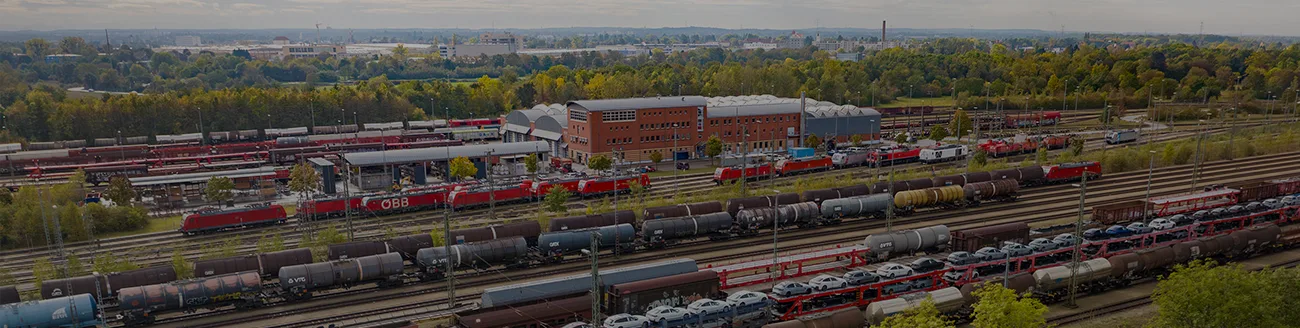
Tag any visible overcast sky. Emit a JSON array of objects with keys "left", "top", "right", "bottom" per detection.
[{"left": 0, "top": 0, "right": 1297, "bottom": 36}]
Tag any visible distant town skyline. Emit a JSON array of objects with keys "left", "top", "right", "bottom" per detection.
[{"left": 0, "top": 0, "right": 1297, "bottom": 36}]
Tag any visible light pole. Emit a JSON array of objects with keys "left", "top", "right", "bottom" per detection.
[
  {"left": 309, "top": 97, "right": 316, "bottom": 132},
  {"left": 443, "top": 140, "right": 455, "bottom": 308},
  {"left": 584, "top": 232, "right": 602, "bottom": 324},
  {"left": 485, "top": 149, "right": 496, "bottom": 220},
  {"left": 672, "top": 123, "right": 680, "bottom": 198},
  {"left": 1067, "top": 171, "right": 1088, "bottom": 308},
  {"left": 116, "top": 130, "right": 124, "bottom": 160},
  {"left": 196, "top": 107, "right": 205, "bottom": 145},
  {"left": 1143, "top": 150, "right": 1156, "bottom": 218},
  {"left": 770, "top": 189, "right": 782, "bottom": 281},
  {"left": 1191, "top": 119, "right": 1206, "bottom": 192}
]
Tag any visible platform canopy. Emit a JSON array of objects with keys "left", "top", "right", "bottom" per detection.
[{"left": 342, "top": 140, "right": 549, "bottom": 166}]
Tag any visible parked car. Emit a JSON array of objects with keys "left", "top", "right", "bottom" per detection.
[
  {"left": 1053, "top": 233, "right": 1081, "bottom": 247},
  {"left": 881, "top": 282, "right": 911, "bottom": 294},
  {"left": 687, "top": 299, "right": 732, "bottom": 316},
  {"left": 808, "top": 274, "right": 849, "bottom": 291},
  {"left": 876, "top": 263, "right": 915, "bottom": 279},
  {"left": 1191, "top": 210, "right": 1212, "bottom": 222},
  {"left": 1226, "top": 205, "right": 1245, "bottom": 214},
  {"left": 1263, "top": 198, "right": 1281, "bottom": 209},
  {"left": 908, "top": 258, "right": 945, "bottom": 273},
  {"left": 1148, "top": 218, "right": 1175, "bottom": 230},
  {"left": 726, "top": 291, "right": 770, "bottom": 307},
  {"left": 975, "top": 247, "right": 1007, "bottom": 260},
  {"left": 561, "top": 322, "right": 592, "bottom": 328},
  {"left": 945, "top": 251, "right": 980, "bottom": 265},
  {"left": 1168, "top": 214, "right": 1194, "bottom": 226},
  {"left": 645, "top": 306, "right": 694, "bottom": 323},
  {"left": 1027, "top": 238, "right": 1059, "bottom": 252},
  {"left": 771, "top": 281, "right": 812, "bottom": 297},
  {"left": 1282, "top": 195, "right": 1299, "bottom": 206},
  {"left": 843, "top": 270, "right": 880, "bottom": 286},
  {"left": 603, "top": 314, "right": 650, "bottom": 328},
  {"left": 1126, "top": 222, "right": 1153, "bottom": 234},
  {"left": 1083, "top": 228, "right": 1107, "bottom": 240},
  {"left": 1001, "top": 242, "right": 1033, "bottom": 257},
  {"left": 1245, "top": 202, "right": 1263, "bottom": 212},
  {"left": 943, "top": 269, "right": 978, "bottom": 282},
  {"left": 1105, "top": 225, "right": 1134, "bottom": 238}
]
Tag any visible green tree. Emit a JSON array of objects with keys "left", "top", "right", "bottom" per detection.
[
  {"left": 104, "top": 176, "right": 137, "bottom": 206},
  {"left": 204, "top": 176, "right": 235, "bottom": 206},
  {"left": 65, "top": 253, "right": 87, "bottom": 277},
  {"left": 649, "top": 151, "right": 664, "bottom": 164},
  {"left": 24, "top": 38, "right": 52, "bottom": 59},
  {"left": 872, "top": 298, "right": 954, "bottom": 328},
  {"left": 587, "top": 154, "right": 613, "bottom": 171},
  {"left": 949, "top": 109, "right": 974, "bottom": 140},
  {"left": 1070, "top": 137, "right": 1085, "bottom": 156},
  {"left": 851, "top": 134, "right": 864, "bottom": 147},
  {"left": 705, "top": 135, "right": 724, "bottom": 164},
  {"left": 171, "top": 248, "right": 194, "bottom": 279},
  {"left": 971, "top": 150, "right": 988, "bottom": 167},
  {"left": 1036, "top": 147, "right": 1048, "bottom": 164},
  {"left": 544, "top": 185, "right": 572, "bottom": 212},
  {"left": 627, "top": 180, "right": 646, "bottom": 205},
  {"left": 805, "top": 134, "right": 822, "bottom": 150},
  {"left": 894, "top": 132, "right": 909, "bottom": 144},
  {"left": 288, "top": 162, "right": 321, "bottom": 197},
  {"left": 970, "top": 282, "right": 1048, "bottom": 328},
  {"left": 1149, "top": 260, "right": 1290, "bottom": 328},
  {"left": 31, "top": 258, "right": 56, "bottom": 289},
  {"left": 448, "top": 156, "right": 478, "bottom": 181},
  {"left": 524, "top": 153, "right": 540, "bottom": 175},
  {"left": 928, "top": 125, "right": 949, "bottom": 141}
]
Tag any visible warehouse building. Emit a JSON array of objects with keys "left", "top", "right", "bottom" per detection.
[
  {"left": 502, "top": 104, "right": 567, "bottom": 158},
  {"left": 804, "top": 101, "right": 882, "bottom": 144},
  {"left": 342, "top": 141, "right": 549, "bottom": 190}
]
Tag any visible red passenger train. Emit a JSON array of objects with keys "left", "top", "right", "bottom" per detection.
[{"left": 577, "top": 174, "right": 650, "bottom": 197}]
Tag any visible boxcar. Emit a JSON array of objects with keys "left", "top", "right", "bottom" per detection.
[
  {"left": 479, "top": 259, "right": 698, "bottom": 309},
  {"left": 457, "top": 296, "right": 590, "bottom": 328},
  {"left": 179, "top": 204, "right": 288, "bottom": 235},
  {"left": 950, "top": 222, "right": 1030, "bottom": 252},
  {"left": 1230, "top": 181, "right": 1280, "bottom": 203},
  {"left": 606, "top": 270, "right": 720, "bottom": 315}
]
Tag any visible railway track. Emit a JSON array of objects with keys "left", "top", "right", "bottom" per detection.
[
  {"left": 0, "top": 120, "right": 1271, "bottom": 289},
  {"left": 159, "top": 151, "right": 1300, "bottom": 328}
]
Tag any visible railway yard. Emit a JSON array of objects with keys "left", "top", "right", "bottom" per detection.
[{"left": 1, "top": 112, "right": 1296, "bottom": 328}]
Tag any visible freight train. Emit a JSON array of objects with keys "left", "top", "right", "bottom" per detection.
[
  {"left": 1091, "top": 178, "right": 1300, "bottom": 225},
  {"left": 714, "top": 142, "right": 1091, "bottom": 185}
]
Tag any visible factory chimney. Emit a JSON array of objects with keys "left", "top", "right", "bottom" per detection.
[{"left": 881, "top": 21, "right": 887, "bottom": 43}]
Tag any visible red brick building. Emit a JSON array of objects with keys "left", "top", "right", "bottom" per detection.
[
  {"left": 562, "top": 95, "right": 879, "bottom": 165},
  {"left": 566, "top": 97, "right": 707, "bottom": 163}
]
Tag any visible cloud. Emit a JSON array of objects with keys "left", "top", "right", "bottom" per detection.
[{"left": 232, "top": 2, "right": 265, "bottom": 9}]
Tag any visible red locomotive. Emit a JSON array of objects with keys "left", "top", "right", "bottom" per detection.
[
  {"left": 530, "top": 176, "right": 583, "bottom": 200},
  {"left": 868, "top": 146, "right": 920, "bottom": 166},
  {"left": 775, "top": 157, "right": 833, "bottom": 176},
  {"left": 577, "top": 174, "right": 650, "bottom": 197},
  {"left": 1043, "top": 161, "right": 1102, "bottom": 184},
  {"left": 297, "top": 196, "right": 365, "bottom": 220},
  {"left": 448, "top": 186, "right": 532, "bottom": 210},
  {"left": 179, "top": 204, "right": 288, "bottom": 235},
  {"left": 712, "top": 164, "right": 774, "bottom": 185},
  {"left": 361, "top": 189, "right": 452, "bottom": 214}
]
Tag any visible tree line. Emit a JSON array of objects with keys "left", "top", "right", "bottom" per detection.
[{"left": 3, "top": 37, "right": 1300, "bottom": 142}]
